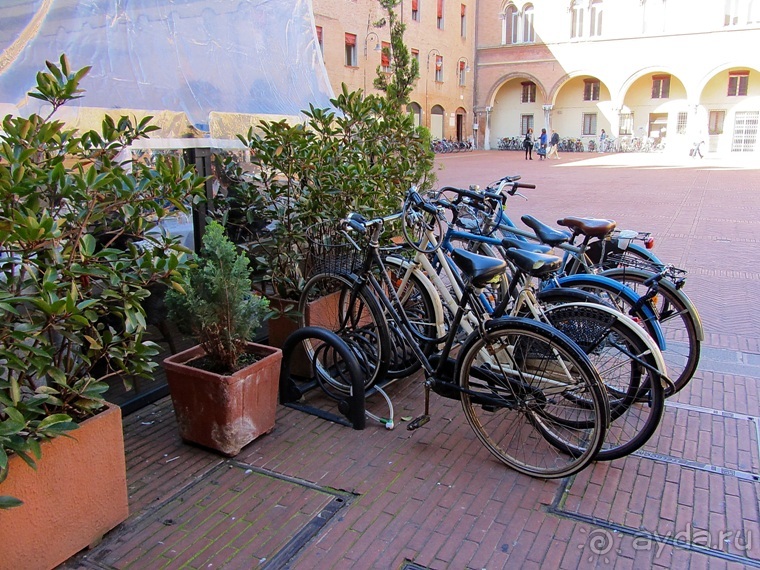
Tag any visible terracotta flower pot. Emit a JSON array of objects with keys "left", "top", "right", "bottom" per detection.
[
  {"left": 0, "top": 403, "right": 129, "bottom": 570},
  {"left": 162, "top": 343, "right": 283, "bottom": 456}
]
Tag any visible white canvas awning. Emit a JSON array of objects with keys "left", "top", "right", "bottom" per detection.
[{"left": 0, "top": 0, "right": 334, "bottom": 136}]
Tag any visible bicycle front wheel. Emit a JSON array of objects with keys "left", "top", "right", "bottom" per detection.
[
  {"left": 455, "top": 318, "right": 608, "bottom": 479},
  {"left": 298, "top": 272, "right": 391, "bottom": 394},
  {"left": 382, "top": 256, "right": 443, "bottom": 379}
]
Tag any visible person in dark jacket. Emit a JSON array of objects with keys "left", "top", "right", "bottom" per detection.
[
  {"left": 547, "top": 129, "right": 560, "bottom": 159},
  {"left": 523, "top": 128, "right": 534, "bottom": 160}
]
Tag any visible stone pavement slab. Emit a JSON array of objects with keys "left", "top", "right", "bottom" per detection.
[{"left": 59, "top": 150, "right": 760, "bottom": 569}]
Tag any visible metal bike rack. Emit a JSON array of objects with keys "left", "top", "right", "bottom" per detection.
[{"left": 278, "top": 326, "right": 367, "bottom": 430}]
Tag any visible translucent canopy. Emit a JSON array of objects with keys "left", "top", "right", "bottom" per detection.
[{"left": 0, "top": 0, "right": 334, "bottom": 136}]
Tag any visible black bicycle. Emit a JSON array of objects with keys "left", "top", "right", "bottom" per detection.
[{"left": 298, "top": 189, "right": 610, "bottom": 479}]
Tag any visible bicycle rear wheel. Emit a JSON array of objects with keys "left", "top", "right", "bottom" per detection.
[
  {"left": 455, "top": 318, "right": 608, "bottom": 479},
  {"left": 542, "top": 303, "right": 666, "bottom": 461},
  {"left": 298, "top": 272, "right": 391, "bottom": 395},
  {"left": 602, "top": 269, "right": 701, "bottom": 395}
]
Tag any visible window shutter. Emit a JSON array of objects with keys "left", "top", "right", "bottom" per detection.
[
  {"left": 461, "top": 4, "right": 466, "bottom": 16},
  {"left": 438, "top": 0, "right": 443, "bottom": 18},
  {"left": 412, "top": 0, "right": 418, "bottom": 10},
  {"left": 316, "top": 26, "right": 322, "bottom": 43},
  {"left": 436, "top": 55, "right": 443, "bottom": 70},
  {"left": 381, "top": 42, "right": 390, "bottom": 67},
  {"left": 345, "top": 33, "right": 356, "bottom": 46}
]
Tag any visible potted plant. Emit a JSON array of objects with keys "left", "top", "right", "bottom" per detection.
[
  {"left": 0, "top": 55, "right": 204, "bottom": 569},
  {"left": 162, "top": 221, "right": 282, "bottom": 456}
]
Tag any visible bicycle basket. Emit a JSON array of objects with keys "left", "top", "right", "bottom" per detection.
[
  {"left": 305, "top": 222, "right": 363, "bottom": 277},
  {"left": 454, "top": 200, "right": 498, "bottom": 236}
]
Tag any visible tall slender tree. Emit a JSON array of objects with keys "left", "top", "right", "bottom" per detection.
[{"left": 373, "top": 0, "right": 419, "bottom": 110}]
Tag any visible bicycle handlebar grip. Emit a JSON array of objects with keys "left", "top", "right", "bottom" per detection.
[
  {"left": 344, "top": 212, "right": 368, "bottom": 233},
  {"left": 409, "top": 190, "right": 439, "bottom": 215}
]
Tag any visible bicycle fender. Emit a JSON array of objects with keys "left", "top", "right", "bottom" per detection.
[
  {"left": 536, "top": 287, "right": 606, "bottom": 305},
  {"left": 553, "top": 274, "right": 667, "bottom": 350},
  {"left": 600, "top": 267, "right": 705, "bottom": 342}
]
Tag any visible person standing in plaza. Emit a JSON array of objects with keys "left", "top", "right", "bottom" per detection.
[
  {"left": 538, "top": 128, "right": 548, "bottom": 160},
  {"left": 523, "top": 127, "right": 534, "bottom": 160},
  {"left": 547, "top": 129, "right": 560, "bottom": 159}
]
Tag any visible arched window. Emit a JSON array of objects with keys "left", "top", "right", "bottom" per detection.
[
  {"left": 502, "top": 3, "right": 535, "bottom": 45},
  {"left": 570, "top": 0, "right": 584, "bottom": 38},
  {"left": 589, "top": 1, "right": 603, "bottom": 36},
  {"left": 407, "top": 102, "right": 422, "bottom": 128},
  {"left": 523, "top": 5, "right": 535, "bottom": 43},
  {"left": 502, "top": 5, "right": 518, "bottom": 45}
]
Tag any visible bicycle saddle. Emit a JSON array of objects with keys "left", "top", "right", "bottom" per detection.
[
  {"left": 557, "top": 216, "right": 616, "bottom": 238},
  {"left": 520, "top": 215, "right": 571, "bottom": 246},
  {"left": 450, "top": 247, "right": 507, "bottom": 288},
  {"left": 500, "top": 236, "right": 553, "bottom": 254},
  {"left": 503, "top": 248, "right": 563, "bottom": 278}
]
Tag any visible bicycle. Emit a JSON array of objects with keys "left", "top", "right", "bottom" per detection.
[
  {"left": 298, "top": 190, "right": 609, "bottom": 478},
  {"left": 447, "top": 176, "right": 702, "bottom": 395},
  {"left": 389, "top": 188, "right": 669, "bottom": 460}
]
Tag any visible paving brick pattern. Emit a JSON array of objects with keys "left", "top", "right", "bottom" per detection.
[{"left": 60, "top": 151, "right": 760, "bottom": 569}]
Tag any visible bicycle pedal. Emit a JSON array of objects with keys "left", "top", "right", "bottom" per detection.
[{"left": 407, "top": 414, "right": 430, "bottom": 431}]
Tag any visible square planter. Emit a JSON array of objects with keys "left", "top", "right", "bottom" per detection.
[
  {"left": 162, "top": 343, "right": 283, "bottom": 456},
  {"left": 0, "top": 403, "right": 129, "bottom": 570}
]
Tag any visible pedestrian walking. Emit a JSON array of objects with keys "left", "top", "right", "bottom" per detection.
[
  {"left": 523, "top": 128, "right": 534, "bottom": 160},
  {"left": 547, "top": 129, "right": 560, "bottom": 159}
]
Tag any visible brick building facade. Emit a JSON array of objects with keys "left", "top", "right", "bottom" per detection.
[
  {"left": 312, "top": 0, "right": 476, "bottom": 143},
  {"left": 474, "top": 0, "right": 760, "bottom": 155}
]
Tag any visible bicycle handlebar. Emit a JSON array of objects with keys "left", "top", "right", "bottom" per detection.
[{"left": 342, "top": 211, "right": 402, "bottom": 234}]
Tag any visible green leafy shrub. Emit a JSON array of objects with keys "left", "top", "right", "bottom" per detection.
[
  {"left": 164, "top": 221, "right": 269, "bottom": 372},
  {"left": 0, "top": 55, "right": 205, "bottom": 508},
  {"left": 215, "top": 85, "right": 435, "bottom": 302}
]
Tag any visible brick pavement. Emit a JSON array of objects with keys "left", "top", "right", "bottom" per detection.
[{"left": 60, "top": 150, "right": 760, "bottom": 569}]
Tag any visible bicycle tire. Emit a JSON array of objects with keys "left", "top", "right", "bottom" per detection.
[
  {"left": 298, "top": 272, "right": 391, "bottom": 394},
  {"left": 541, "top": 303, "right": 666, "bottom": 461},
  {"left": 601, "top": 269, "right": 701, "bottom": 395},
  {"left": 455, "top": 317, "right": 608, "bottom": 479}
]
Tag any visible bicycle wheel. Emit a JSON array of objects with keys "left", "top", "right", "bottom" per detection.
[
  {"left": 455, "top": 317, "right": 608, "bottom": 479},
  {"left": 381, "top": 256, "right": 442, "bottom": 379},
  {"left": 601, "top": 269, "right": 701, "bottom": 395},
  {"left": 542, "top": 303, "right": 666, "bottom": 461},
  {"left": 298, "top": 272, "right": 391, "bottom": 394}
]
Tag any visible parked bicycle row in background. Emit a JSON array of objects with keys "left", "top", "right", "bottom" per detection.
[
  {"left": 498, "top": 135, "right": 668, "bottom": 153},
  {"left": 431, "top": 138, "right": 474, "bottom": 153}
]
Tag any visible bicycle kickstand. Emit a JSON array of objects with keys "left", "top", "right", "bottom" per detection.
[{"left": 407, "top": 380, "right": 432, "bottom": 430}]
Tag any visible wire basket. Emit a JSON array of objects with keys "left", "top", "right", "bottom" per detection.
[{"left": 305, "top": 222, "right": 363, "bottom": 277}]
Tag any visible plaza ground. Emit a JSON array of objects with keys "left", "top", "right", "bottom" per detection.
[{"left": 61, "top": 149, "right": 760, "bottom": 569}]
